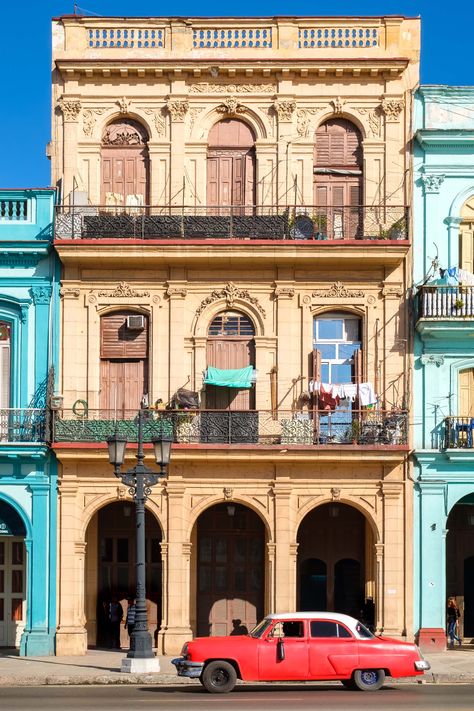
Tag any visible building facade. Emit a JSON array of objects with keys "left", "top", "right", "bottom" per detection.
[
  {"left": 0, "top": 188, "right": 58, "bottom": 655},
  {"left": 414, "top": 86, "right": 474, "bottom": 651},
  {"left": 51, "top": 15, "right": 419, "bottom": 655}
]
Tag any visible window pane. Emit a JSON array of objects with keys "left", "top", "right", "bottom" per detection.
[
  {"left": 0, "top": 569, "right": 4, "bottom": 592},
  {"left": 116, "top": 538, "right": 129, "bottom": 563},
  {"left": 101, "top": 538, "right": 113, "bottom": 562},
  {"left": 338, "top": 624, "right": 352, "bottom": 638},
  {"left": 11, "top": 570, "right": 23, "bottom": 593},
  {"left": 199, "top": 537, "right": 212, "bottom": 563},
  {"left": 321, "top": 363, "right": 330, "bottom": 382},
  {"left": 332, "top": 363, "right": 353, "bottom": 383},
  {"left": 199, "top": 567, "right": 211, "bottom": 593},
  {"left": 149, "top": 567, "right": 160, "bottom": 594},
  {"left": 317, "top": 320, "right": 344, "bottom": 340},
  {"left": 234, "top": 567, "right": 246, "bottom": 592},
  {"left": 215, "top": 539, "right": 227, "bottom": 563},
  {"left": 11, "top": 543, "right": 23, "bottom": 565},
  {"left": 215, "top": 567, "right": 227, "bottom": 592},
  {"left": 116, "top": 566, "right": 129, "bottom": 592},
  {"left": 11, "top": 598, "right": 23, "bottom": 621},
  {"left": 345, "top": 319, "right": 360, "bottom": 342},
  {"left": 234, "top": 537, "right": 246, "bottom": 563},
  {"left": 311, "top": 620, "right": 338, "bottom": 637},
  {"left": 314, "top": 344, "right": 336, "bottom": 360},
  {"left": 250, "top": 567, "right": 263, "bottom": 591},
  {"left": 282, "top": 621, "right": 304, "bottom": 638},
  {"left": 338, "top": 343, "right": 360, "bottom": 360}
]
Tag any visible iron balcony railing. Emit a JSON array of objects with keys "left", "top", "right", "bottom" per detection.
[
  {"left": 443, "top": 417, "right": 474, "bottom": 449},
  {"left": 0, "top": 408, "right": 47, "bottom": 443},
  {"left": 53, "top": 408, "right": 408, "bottom": 446},
  {"left": 418, "top": 285, "right": 474, "bottom": 319},
  {"left": 54, "top": 204, "right": 409, "bottom": 242}
]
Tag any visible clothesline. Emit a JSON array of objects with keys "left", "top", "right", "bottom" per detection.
[{"left": 309, "top": 380, "right": 377, "bottom": 408}]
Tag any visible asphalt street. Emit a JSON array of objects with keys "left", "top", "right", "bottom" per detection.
[{"left": 1, "top": 684, "right": 474, "bottom": 710}]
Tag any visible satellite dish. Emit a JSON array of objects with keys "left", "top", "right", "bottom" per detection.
[{"left": 290, "top": 215, "right": 314, "bottom": 240}]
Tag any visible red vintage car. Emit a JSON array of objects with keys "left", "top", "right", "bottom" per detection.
[{"left": 172, "top": 612, "right": 430, "bottom": 693}]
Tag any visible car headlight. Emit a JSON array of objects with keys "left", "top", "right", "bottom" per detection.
[{"left": 180, "top": 643, "right": 189, "bottom": 658}]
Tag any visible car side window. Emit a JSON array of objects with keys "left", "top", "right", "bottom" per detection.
[
  {"left": 310, "top": 621, "right": 353, "bottom": 638},
  {"left": 269, "top": 621, "right": 304, "bottom": 638}
]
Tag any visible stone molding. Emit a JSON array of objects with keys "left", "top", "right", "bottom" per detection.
[
  {"left": 381, "top": 98, "right": 404, "bottom": 122},
  {"left": 189, "top": 83, "right": 275, "bottom": 94},
  {"left": 330, "top": 96, "right": 345, "bottom": 114},
  {"left": 216, "top": 96, "right": 246, "bottom": 117},
  {"left": 421, "top": 173, "right": 445, "bottom": 194},
  {"left": 166, "top": 98, "right": 189, "bottom": 122},
  {"left": 57, "top": 96, "right": 82, "bottom": 121},
  {"left": 96, "top": 281, "right": 150, "bottom": 298},
  {"left": 420, "top": 354, "right": 445, "bottom": 367},
  {"left": 273, "top": 99, "right": 296, "bottom": 121},
  {"left": 312, "top": 281, "right": 365, "bottom": 298}
]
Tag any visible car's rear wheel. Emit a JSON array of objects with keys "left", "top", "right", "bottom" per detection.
[
  {"left": 352, "top": 669, "right": 385, "bottom": 691},
  {"left": 201, "top": 660, "right": 237, "bottom": 694}
]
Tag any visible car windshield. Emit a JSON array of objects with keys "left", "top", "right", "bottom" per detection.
[
  {"left": 249, "top": 618, "right": 274, "bottom": 638},
  {"left": 356, "top": 621, "right": 375, "bottom": 639}
]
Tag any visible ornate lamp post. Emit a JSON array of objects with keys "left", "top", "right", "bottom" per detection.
[{"left": 107, "top": 409, "right": 172, "bottom": 673}]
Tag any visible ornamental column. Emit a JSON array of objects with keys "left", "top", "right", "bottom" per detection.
[
  {"left": 166, "top": 282, "right": 188, "bottom": 401},
  {"left": 274, "top": 98, "right": 296, "bottom": 205},
  {"left": 57, "top": 96, "right": 82, "bottom": 203},
  {"left": 30, "top": 286, "right": 52, "bottom": 393},
  {"left": 272, "top": 479, "right": 295, "bottom": 612},
  {"left": 167, "top": 95, "right": 189, "bottom": 206}
]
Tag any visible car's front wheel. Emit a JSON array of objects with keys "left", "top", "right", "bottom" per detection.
[
  {"left": 352, "top": 668, "right": 385, "bottom": 691},
  {"left": 201, "top": 660, "right": 237, "bottom": 694}
]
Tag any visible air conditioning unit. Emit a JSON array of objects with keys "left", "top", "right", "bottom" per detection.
[{"left": 126, "top": 315, "right": 146, "bottom": 331}]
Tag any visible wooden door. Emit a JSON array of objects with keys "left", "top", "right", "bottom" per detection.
[
  {"left": 197, "top": 504, "right": 264, "bottom": 637},
  {"left": 459, "top": 368, "right": 474, "bottom": 416},
  {"left": 206, "top": 338, "right": 255, "bottom": 410},
  {"left": 101, "top": 119, "right": 149, "bottom": 206},
  {"left": 0, "top": 539, "right": 26, "bottom": 648},
  {"left": 207, "top": 151, "right": 254, "bottom": 210},
  {"left": 459, "top": 222, "right": 474, "bottom": 273},
  {"left": 100, "top": 360, "right": 147, "bottom": 417}
]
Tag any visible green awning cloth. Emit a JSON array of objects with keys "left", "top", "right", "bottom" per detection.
[{"left": 204, "top": 365, "right": 254, "bottom": 389}]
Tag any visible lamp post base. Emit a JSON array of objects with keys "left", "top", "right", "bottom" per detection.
[{"left": 121, "top": 656, "right": 161, "bottom": 674}]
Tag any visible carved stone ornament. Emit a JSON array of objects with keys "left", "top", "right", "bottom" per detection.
[
  {"left": 331, "top": 487, "right": 341, "bottom": 501},
  {"left": 296, "top": 107, "right": 321, "bottom": 138},
  {"left": 143, "top": 108, "right": 166, "bottom": 137},
  {"left": 421, "top": 173, "right": 445, "bottom": 194},
  {"left": 57, "top": 96, "right": 82, "bottom": 121},
  {"left": 381, "top": 98, "right": 405, "bottom": 122},
  {"left": 117, "top": 96, "right": 130, "bottom": 114},
  {"left": 97, "top": 282, "right": 150, "bottom": 298},
  {"left": 354, "top": 106, "right": 381, "bottom": 138},
  {"left": 216, "top": 96, "right": 246, "bottom": 117},
  {"left": 330, "top": 96, "right": 346, "bottom": 115},
  {"left": 166, "top": 285, "right": 188, "bottom": 298},
  {"left": 382, "top": 283, "right": 403, "bottom": 297},
  {"left": 30, "top": 285, "right": 52, "bottom": 305},
  {"left": 188, "top": 107, "right": 204, "bottom": 135},
  {"left": 273, "top": 99, "right": 296, "bottom": 122},
  {"left": 102, "top": 119, "right": 148, "bottom": 146},
  {"left": 196, "top": 281, "right": 266, "bottom": 318},
  {"left": 190, "top": 83, "right": 275, "bottom": 94},
  {"left": 419, "top": 354, "right": 445, "bottom": 367},
  {"left": 273, "top": 286, "right": 295, "bottom": 299},
  {"left": 312, "top": 282, "right": 365, "bottom": 298},
  {"left": 166, "top": 98, "right": 189, "bottom": 122},
  {"left": 60, "top": 287, "right": 80, "bottom": 298},
  {"left": 82, "top": 108, "right": 106, "bottom": 137},
  {"left": 223, "top": 487, "right": 233, "bottom": 500}
]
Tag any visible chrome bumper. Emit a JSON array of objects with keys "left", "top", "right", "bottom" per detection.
[
  {"left": 415, "top": 659, "right": 431, "bottom": 671},
  {"left": 171, "top": 657, "right": 204, "bottom": 678}
]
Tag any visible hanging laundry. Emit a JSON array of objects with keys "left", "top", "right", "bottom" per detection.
[
  {"left": 318, "top": 383, "right": 340, "bottom": 411},
  {"left": 358, "top": 382, "right": 377, "bottom": 407}
]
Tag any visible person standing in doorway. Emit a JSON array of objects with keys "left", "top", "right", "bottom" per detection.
[
  {"left": 125, "top": 597, "right": 136, "bottom": 642},
  {"left": 108, "top": 596, "right": 124, "bottom": 649},
  {"left": 447, "top": 596, "right": 462, "bottom": 648}
]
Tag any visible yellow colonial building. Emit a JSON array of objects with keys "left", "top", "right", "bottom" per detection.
[{"left": 51, "top": 15, "right": 419, "bottom": 655}]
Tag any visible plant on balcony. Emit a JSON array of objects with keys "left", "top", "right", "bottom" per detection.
[
  {"left": 454, "top": 299, "right": 464, "bottom": 309},
  {"left": 379, "top": 216, "right": 407, "bottom": 241}
]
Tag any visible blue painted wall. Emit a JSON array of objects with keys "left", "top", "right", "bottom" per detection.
[
  {"left": 413, "top": 87, "right": 474, "bottom": 639},
  {"left": 0, "top": 188, "right": 58, "bottom": 655}
]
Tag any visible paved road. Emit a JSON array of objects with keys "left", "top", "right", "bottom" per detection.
[{"left": 2, "top": 684, "right": 474, "bottom": 710}]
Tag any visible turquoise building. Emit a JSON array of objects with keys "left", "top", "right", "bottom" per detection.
[
  {"left": 0, "top": 188, "right": 58, "bottom": 655},
  {"left": 414, "top": 86, "right": 474, "bottom": 651}
]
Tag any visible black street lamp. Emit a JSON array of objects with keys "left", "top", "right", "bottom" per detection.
[{"left": 107, "top": 409, "right": 172, "bottom": 672}]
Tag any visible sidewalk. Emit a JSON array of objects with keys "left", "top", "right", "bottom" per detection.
[{"left": 0, "top": 647, "right": 473, "bottom": 686}]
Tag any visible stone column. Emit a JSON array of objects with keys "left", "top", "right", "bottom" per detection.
[
  {"left": 273, "top": 97, "right": 296, "bottom": 205},
  {"left": 160, "top": 484, "right": 193, "bottom": 654},
  {"left": 273, "top": 480, "right": 294, "bottom": 612},
  {"left": 57, "top": 96, "right": 82, "bottom": 203},
  {"left": 380, "top": 482, "right": 405, "bottom": 637},
  {"left": 375, "top": 543, "right": 384, "bottom": 633},
  {"left": 166, "top": 282, "right": 188, "bottom": 401},
  {"left": 381, "top": 98, "right": 405, "bottom": 205},
  {"left": 167, "top": 95, "right": 189, "bottom": 206},
  {"left": 420, "top": 173, "right": 447, "bottom": 266}
]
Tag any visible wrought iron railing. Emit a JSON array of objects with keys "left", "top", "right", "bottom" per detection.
[
  {"left": 53, "top": 409, "right": 408, "bottom": 446},
  {"left": 0, "top": 408, "right": 47, "bottom": 443},
  {"left": 54, "top": 205, "right": 409, "bottom": 242},
  {"left": 418, "top": 285, "right": 474, "bottom": 318},
  {"left": 443, "top": 417, "right": 474, "bottom": 449}
]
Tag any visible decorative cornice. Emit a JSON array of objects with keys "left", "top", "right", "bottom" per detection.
[
  {"left": 419, "top": 354, "right": 445, "bottom": 367},
  {"left": 381, "top": 97, "right": 405, "bottom": 122},
  {"left": 97, "top": 281, "right": 150, "bottom": 298},
  {"left": 190, "top": 82, "right": 275, "bottom": 94},
  {"left": 216, "top": 96, "right": 246, "bottom": 117},
  {"left": 30, "top": 285, "right": 52, "bottom": 305},
  {"left": 273, "top": 99, "right": 296, "bottom": 122},
  {"left": 312, "top": 281, "right": 365, "bottom": 299},
  {"left": 416, "top": 129, "right": 474, "bottom": 149},
  {"left": 196, "top": 281, "right": 266, "bottom": 318},
  {"left": 166, "top": 98, "right": 189, "bottom": 122},
  {"left": 420, "top": 172, "right": 445, "bottom": 194},
  {"left": 57, "top": 96, "right": 82, "bottom": 121}
]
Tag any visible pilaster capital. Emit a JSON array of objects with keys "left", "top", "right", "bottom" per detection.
[
  {"left": 421, "top": 172, "right": 445, "bottom": 194},
  {"left": 166, "top": 282, "right": 188, "bottom": 299},
  {"left": 166, "top": 98, "right": 189, "bottom": 122},
  {"left": 30, "top": 285, "right": 52, "bottom": 305},
  {"left": 420, "top": 354, "right": 444, "bottom": 367},
  {"left": 273, "top": 99, "right": 296, "bottom": 122},
  {"left": 381, "top": 97, "right": 404, "bottom": 122},
  {"left": 57, "top": 96, "right": 82, "bottom": 122}
]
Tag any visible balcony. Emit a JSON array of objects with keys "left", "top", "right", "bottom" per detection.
[
  {"left": 53, "top": 409, "right": 408, "bottom": 447},
  {"left": 54, "top": 205, "right": 408, "bottom": 243},
  {"left": 418, "top": 285, "right": 474, "bottom": 319},
  {"left": 0, "top": 409, "right": 47, "bottom": 444}
]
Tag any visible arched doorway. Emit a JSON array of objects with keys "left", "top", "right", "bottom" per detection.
[
  {"left": 207, "top": 119, "right": 256, "bottom": 210},
  {"left": 101, "top": 119, "right": 150, "bottom": 207},
  {"left": 446, "top": 493, "right": 474, "bottom": 640},
  {"left": 297, "top": 503, "right": 373, "bottom": 621},
  {"left": 99, "top": 311, "right": 149, "bottom": 417},
  {"left": 314, "top": 118, "right": 363, "bottom": 239},
  {"left": 194, "top": 503, "right": 265, "bottom": 637},
  {"left": 84, "top": 501, "right": 162, "bottom": 649},
  {"left": 0, "top": 500, "right": 27, "bottom": 647}
]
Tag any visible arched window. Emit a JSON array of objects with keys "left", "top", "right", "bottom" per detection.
[
  {"left": 314, "top": 118, "right": 363, "bottom": 239},
  {"left": 208, "top": 311, "right": 255, "bottom": 337},
  {"left": 207, "top": 119, "right": 256, "bottom": 210},
  {"left": 101, "top": 119, "right": 150, "bottom": 207}
]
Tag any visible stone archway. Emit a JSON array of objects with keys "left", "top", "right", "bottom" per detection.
[
  {"left": 446, "top": 493, "right": 474, "bottom": 640},
  {"left": 297, "top": 502, "right": 375, "bottom": 624},
  {"left": 192, "top": 502, "right": 265, "bottom": 637},
  {"left": 0, "top": 499, "right": 27, "bottom": 648},
  {"left": 84, "top": 501, "right": 162, "bottom": 649}
]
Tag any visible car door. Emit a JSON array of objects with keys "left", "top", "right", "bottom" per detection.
[
  {"left": 258, "top": 620, "right": 309, "bottom": 681},
  {"left": 308, "top": 620, "right": 359, "bottom": 679}
]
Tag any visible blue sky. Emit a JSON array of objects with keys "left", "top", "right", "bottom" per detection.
[{"left": 1, "top": 1, "right": 473, "bottom": 187}]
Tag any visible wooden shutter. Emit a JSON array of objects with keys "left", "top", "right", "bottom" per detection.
[
  {"left": 312, "top": 348, "right": 322, "bottom": 382},
  {"left": 354, "top": 348, "right": 363, "bottom": 384},
  {"left": 460, "top": 226, "right": 474, "bottom": 273},
  {"left": 245, "top": 152, "right": 255, "bottom": 208},
  {"left": 100, "top": 312, "right": 148, "bottom": 359},
  {"left": 459, "top": 368, "right": 474, "bottom": 416},
  {"left": 0, "top": 343, "right": 10, "bottom": 408},
  {"left": 315, "top": 119, "right": 362, "bottom": 169}
]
